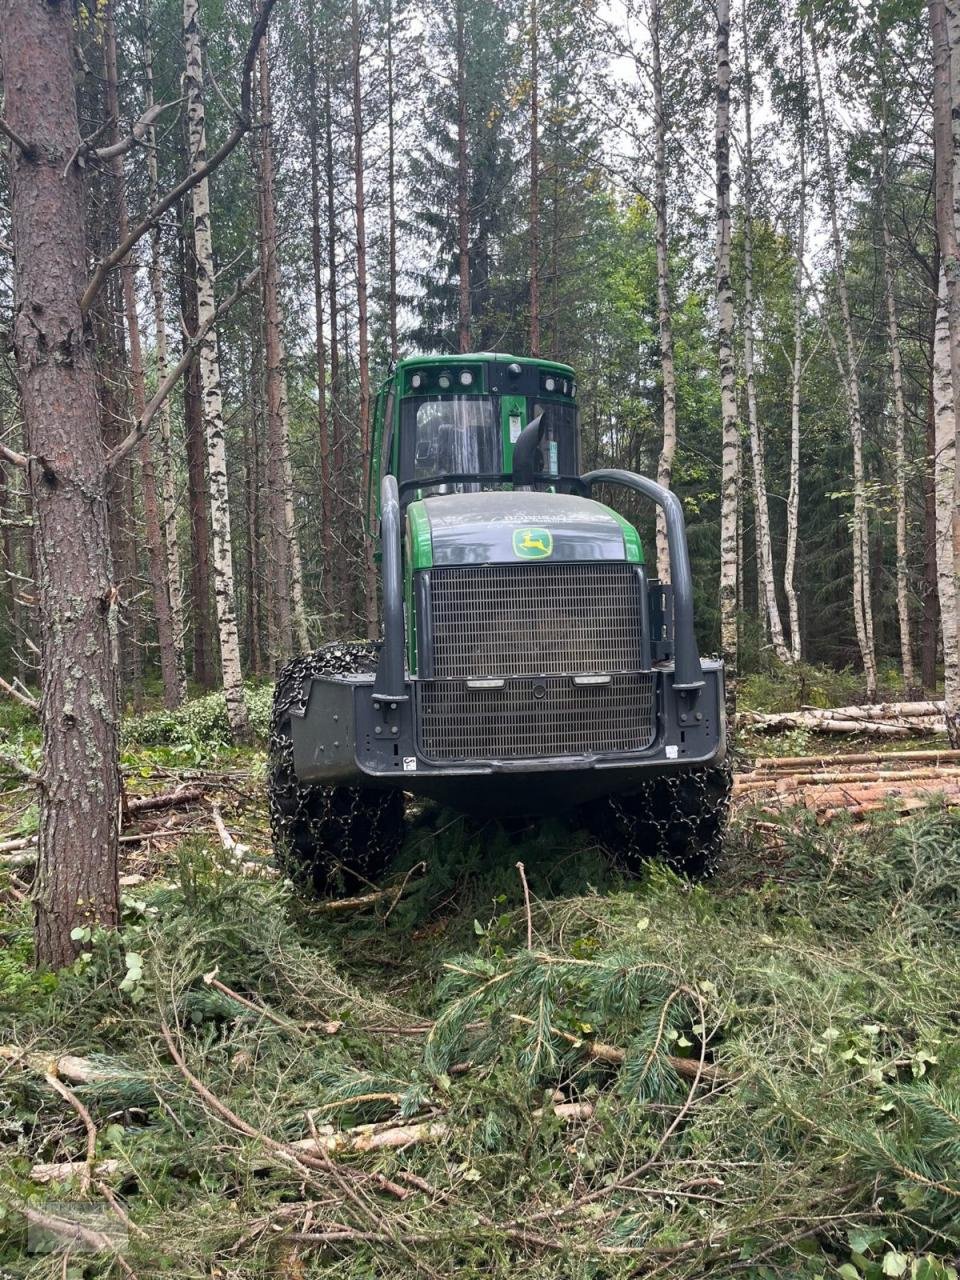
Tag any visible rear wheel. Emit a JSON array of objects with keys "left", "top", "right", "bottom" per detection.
[
  {"left": 583, "top": 765, "right": 732, "bottom": 879},
  {"left": 268, "top": 642, "right": 405, "bottom": 896}
]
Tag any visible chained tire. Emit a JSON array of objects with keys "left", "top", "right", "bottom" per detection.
[
  {"left": 268, "top": 641, "right": 406, "bottom": 897},
  {"left": 583, "top": 764, "right": 732, "bottom": 879}
]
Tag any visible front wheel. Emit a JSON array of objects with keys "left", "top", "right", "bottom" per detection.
[
  {"left": 582, "top": 764, "right": 732, "bottom": 879},
  {"left": 267, "top": 642, "right": 406, "bottom": 896}
]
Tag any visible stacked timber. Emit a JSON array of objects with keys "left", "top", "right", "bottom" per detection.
[
  {"left": 738, "top": 701, "right": 946, "bottom": 737},
  {"left": 735, "top": 749, "right": 960, "bottom": 820}
]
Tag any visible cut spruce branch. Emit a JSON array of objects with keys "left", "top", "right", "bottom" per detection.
[
  {"left": 79, "top": 0, "right": 276, "bottom": 314},
  {"left": 105, "top": 266, "right": 260, "bottom": 471}
]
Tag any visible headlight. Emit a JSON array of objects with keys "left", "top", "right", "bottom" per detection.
[
  {"left": 410, "top": 372, "right": 425, "bottom": 390},
  {"left": 438, "top": 371, "right": 452, "bottom": 390},
  {"left": 459, "top": 369, "right": 474, "bottom": 387},
  {"left": 544, "top": 376, "right": 557, "bottom": 392}
]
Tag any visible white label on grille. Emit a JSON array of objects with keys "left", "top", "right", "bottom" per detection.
[
  {"left": 403, "top": 756, "right": 418, "bottom": 772},
  {"left": 509, "top": 414, "right": 522, "bottom": 442},
  {"left": 665, "top": 745, "right": 679, "bottom": 759}
]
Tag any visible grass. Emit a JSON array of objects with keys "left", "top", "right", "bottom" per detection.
[{"left": 1, "top": 673, "right": 958, "bottom": 1277}]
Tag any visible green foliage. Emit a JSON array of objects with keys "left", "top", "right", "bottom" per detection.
[
  {"left": 121, "top": 684, "right": 273, "bottom": 754},
  {"left": 739, "top": 660, "right": 868, "bottom": 712}
]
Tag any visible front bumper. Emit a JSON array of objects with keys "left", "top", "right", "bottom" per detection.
[{"left": 288, "top": 660, "right": 726, "bottom": 813}]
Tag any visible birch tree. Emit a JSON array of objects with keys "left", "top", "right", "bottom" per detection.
[
  {"left": 784, "top": 62, "right": 806, "bottom": 664},
  {"left": 741, "top": 2, "right": 789, "bottom": 663},
  {"left": 716, "top": 0, "right": 740, "bottom": 699},
  {"left": 809, "top": 19, "right": 879, "bottom": 699},
  {"left": 184, "top": 0, "right": 251, "bottom": 739},
  {"left": 933, "top": 270, "right": 959, "bottom": 739},
  {"left": 650, "top": 0, "right": 677, "bottom": 585}
]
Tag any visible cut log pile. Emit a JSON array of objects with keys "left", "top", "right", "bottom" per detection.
[
  {"left": 735, "top": 749, "right": 960, "bottom": 821},
  {"left": 739, "top": 700, "right": 946, "bottom": 736}
]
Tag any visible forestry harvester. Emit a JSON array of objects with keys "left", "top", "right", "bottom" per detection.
[{"left": 268, "top": 353, "right": 730, "bottom": 893}]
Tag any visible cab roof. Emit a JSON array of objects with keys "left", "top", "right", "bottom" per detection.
[{"left": 393, "top": 352, "right": 575, "bottom": 376}]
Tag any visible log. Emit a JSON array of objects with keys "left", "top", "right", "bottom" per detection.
[
  {"left": 745, "top": 749, "right": 960, "bottom": 772},
  {"left": 739, "top": 702, "right": 947, "bottom": 736},
  {"left": 126, "top": 785, "right": 206, "bottom": 815}
]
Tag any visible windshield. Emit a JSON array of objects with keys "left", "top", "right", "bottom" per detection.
[{"left": 406, "top": 395, "right": 500, "bottom": 493}]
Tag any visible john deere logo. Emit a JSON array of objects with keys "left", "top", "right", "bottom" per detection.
[{"left": 513, "top": 527, "right": 553, "bottom": 559}]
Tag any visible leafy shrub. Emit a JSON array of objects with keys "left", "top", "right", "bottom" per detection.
[
  {"left": 740, "top": 660, "right": 865, "bottom": 712},
  {"left": 122, "top": 683, "right": 273, "bottom": 751}
]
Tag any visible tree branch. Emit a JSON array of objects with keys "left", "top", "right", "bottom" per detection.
[
  {"left": 0, "top": 443, "right": 28, "bottom": 469},
  {"left": 0, "top": 751, "right": 43, "bottom": 787},
  {"left": 79, "top": 0, "right": 278, "bottom": 315},
  {"left": 88, "top": 98, "right": 180, "bottom": 165},
  {"left": 0, "top": 116, "right": 36, "bottom": 160},
  {"left": 105, "top": 266, "right": 260, "bottom": 472},
  {"left": 0, "top": 675, "right": 38, "bottom": 711}
]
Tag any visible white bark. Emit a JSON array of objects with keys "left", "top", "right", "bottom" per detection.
[
  {"left": 143, "top": 2, "right": 186, "bottom": 703},
  {"left": 716, "top": 0, "right": 739, "bottom": 690},
  {"left": 879, "top": 135, "right": 917, "bottom": 692},
  {"left": 934, "top": 270, "right": 960, "bottom": 729},
  {"left": 809, "top": 21, "right": 878, "bottom": 699},
  {"left": 650, "top": 0, "right": 676, "bottom": 584},
  {"left": 184, "top": 0, "right": 250, "bottom": 738},
  {"left": 784, "top": 95, "right": 805, "bottom": 663}
]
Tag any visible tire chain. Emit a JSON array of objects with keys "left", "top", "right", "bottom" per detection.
[
  {"left": 267, "top": 641, "right": 405, "bottom": 895},
  {"left": 588, "top": 764, "right": 733, "bottom": 877}
]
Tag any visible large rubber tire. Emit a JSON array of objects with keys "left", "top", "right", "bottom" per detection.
[
  {"left": 268, "top": 642, "right": 405, "bottom": 896},
  {"left": 582, "top": 764, "right": 732, "bottom": 879}
]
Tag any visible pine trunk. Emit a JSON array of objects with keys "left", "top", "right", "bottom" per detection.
[
  {"left": 183, "top": 0, "right": 250, "bottom": 739},
  {"left": 1, "top": 0, "right": 121, "bottom": 968},
  {"left": 810, "top": 20, "right": 878, "bottom": 699},
  {"left": 650, "top": 0, "right": 676, "bottom": 585},
  {"left": 715, "top": 0, "right": 739, "bottom": 705}
]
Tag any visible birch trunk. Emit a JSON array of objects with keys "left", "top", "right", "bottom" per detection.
[
  {"left": 183, "top": 0, "right": 250, "bottom": 739},
  {"left": 809, "top": 20, "right": 878, "bottom": 699},
  {"left": 784, "top": 113, "right": 805, "bottom": 664},
  {"left": 650, "top": 0, "right": 676, "bottom": 585},
  {"left": 879, "top": 128, "right": 918, "bottom": 694},
  {"left": 931, "top": 0, "right": 960, "bottom": 743},
  {"left": 934, "top": 269, "right": 960, "bottom": 738},
  {"left": 715, "top": 0, "right": 739, "bottom": 701},
  {"left": 742, "top": 4, "right": 789, "bottom": 663},
  {"left": 529, "top": 0, "right": 541, "bottom": 356},
  {"left": 351, "top": 0, "right": 378, "bottom": 639},
  {"left": 143, "top": 2, "right": 186, "bottom": 700},
  {"left": 257, "top": 36, "right": 308, "bottom": 659},
  {"left": 1, "top": 0, "right": 121, "bottom": 967},
  {"left": 922, "top": 267, "right": 941, "bottom": 691},
  {"left": 456, "top": 0, "right": 471, "bottom": 353}
]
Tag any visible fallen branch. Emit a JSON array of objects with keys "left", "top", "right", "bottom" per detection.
[
  {"left": 314, "top": 861, "right": 426, "bottom": 914},
  {"left": 44, "top": 1070, "right": 98, "bottom": 1194},
  {"left": 126, "top": 785, "right": 206, "bottom": 815},
  {"left": 0, "top": 674, "right": 37, "bottom": 710}
]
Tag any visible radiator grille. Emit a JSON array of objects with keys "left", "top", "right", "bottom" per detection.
[
  {"left": 417, "top": 673, "right": 657, "bottom": 762},
  {"left": 428, "top": 562, "right": 643, "bottom": 679}
]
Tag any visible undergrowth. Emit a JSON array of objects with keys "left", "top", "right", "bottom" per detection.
[{"left": 2, "top": 796, "right": 960, "bottom": 1278}]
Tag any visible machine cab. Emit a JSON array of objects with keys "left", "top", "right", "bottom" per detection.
[{"left": 371, "top": 354, "right": 581, "bottom": 509}]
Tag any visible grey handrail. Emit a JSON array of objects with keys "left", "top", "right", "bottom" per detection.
[
  {"left": 373, "top": 474, "right": 407, "bottom": 703},
  {"left": 582, "top": 468, "right": 704, "bottom": 691}
]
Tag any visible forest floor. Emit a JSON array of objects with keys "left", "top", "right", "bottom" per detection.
[{"left": 1, "top": 679, "right": 959, "bottom": 1279}]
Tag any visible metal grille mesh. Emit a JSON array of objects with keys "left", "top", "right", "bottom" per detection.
[
  {"left": 428, "top": 562, "right": 643, "bottom": 679},
  {"left": 417, "top": 673, "right": 657, "bottom": 762}
]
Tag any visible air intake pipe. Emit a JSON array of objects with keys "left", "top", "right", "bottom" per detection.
[{"left": 581, "top": 469, "right": 704, "bottom": 692}]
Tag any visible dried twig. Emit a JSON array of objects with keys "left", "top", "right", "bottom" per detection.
[
  {"left": 44, "top": 1071, "right": 98, "bottom": 1194},
  {"left": 516, "top": 861, "right": 533, "bottom": 949}
]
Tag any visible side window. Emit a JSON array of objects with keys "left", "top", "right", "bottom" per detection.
[{"left": 381, "top": 390, "right": 395, "bottom": 477}]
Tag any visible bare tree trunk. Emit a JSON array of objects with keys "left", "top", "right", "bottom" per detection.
[
  {"left": 257, "top": 34, "right": 308, "bottom": 659},
  {"left": 325, "top": 47, "right": 343, "bottom": 636},
  {"left": 386, "top": 0, "right": 399, "bottom": 362},
  {"left": 934, "top": 269, "right": 960, "bottom": 740},
  {"left": 184, "top": 0, "right": 250, "bottom": 739},
  {"left": 179, "top": 220, "right": 215, "bottom": 688},
  {"left": 1, "top": 0, "right": 120, "bottom": 967},
  {"left": 308, "top": 0, "right": 334, "bottom": 631},
  {"left": 351, "top": 0, "right": 377, "bottom": 638},
  {"left": 716, "top": 0, "right": 739, "bottom": 704},
  {"left": 103, "top": 3, "right": 183, "bottom": 710},
  {"left": 809, "top": 19, "right": 878, "bottom": 699},
  {"left": 529, "top": 0, "right": 541, "bottom": 356},
  {"left": 650, "top": 0, "right": 676, "bottom": 585},
  {"left": 741, "top": 5, "right": 788, "bottom": 663},
  {"left": 879, "top": 127, "right": 918, "bottom": 694},
  {"left": 923, "top": 267, "right": 941, "bottom": 691},
  {"left": 456, "top": 0, "right": 471, "bottom": 353},
  {"left": 143, "top": 0, "right": 186, "bottom": 701},
  {"left": 784, "top": 100, "right": 805, "bottom": 665}
]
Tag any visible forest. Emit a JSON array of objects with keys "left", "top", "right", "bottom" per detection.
[{"left": 2, "top": 0, "right": 960, "bottom": 1274}]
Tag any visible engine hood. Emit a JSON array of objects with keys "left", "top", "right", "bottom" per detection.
[{"left": 408, "top": 490, "right": 641, "bottom": 567}]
